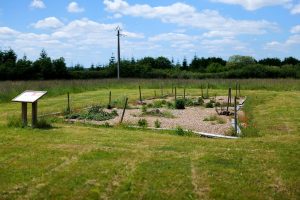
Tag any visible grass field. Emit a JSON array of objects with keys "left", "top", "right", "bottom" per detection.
[{"left": 0, "top": 79, "right": 299, "bottom": 199}]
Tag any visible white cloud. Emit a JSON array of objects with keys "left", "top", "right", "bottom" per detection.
[
  {"left": 291, "top": 25, "right": 300, "bottom": 34},
  {"left": 103, "top": 0, "right": 277, "bottom": 36},
  {"left": 290, "top": 3, "right": 300, "bottom": 14},
  {"left": 265, "top": 34, "right": 300, "bottom": 50},
  {"left": 30, "top": 0, "right": 46, "bottom": 9},
  {"left": 32, "top": 17, "right": 64, "bottom": 29},
  {"left": 0, "top": 18, "right": 144, "bottom": 65},
  {"left": 67, "top": 2, "right": 85, "bottom": 13},
  {"left": 210, "top": 0, "right": 292, "bottom": 10}
]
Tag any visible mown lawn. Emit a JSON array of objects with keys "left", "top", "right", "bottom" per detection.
[{"left": 0, "top": 85, "right": 299, "bottom": 199}]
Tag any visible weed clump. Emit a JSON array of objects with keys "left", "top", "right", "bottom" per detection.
[
  {"left": 138, "top": 118, "right": 148, "bottom": 127},
  {"left": 65, "top": 105, "right": 118, "bottom": 121},
  {"left": 154, "top": 119, "right": 161, "bottom": 128},
  {"left": 175, "top": 99, "right": 185, "bottom": 109},
  {"left": 174, "top": 126, "right": 194, "bottom": 136}
]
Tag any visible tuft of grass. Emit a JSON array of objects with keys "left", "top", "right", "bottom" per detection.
[
  {"left": 7, "top": 115, "right": 23, "bottom": 128},
  {"left": 203, "top": 115, "right": 226, "bottom": 124},
  {"left": 35, "top": 118, "right": 52, "bottom": 129},
  {"left": 138, "top": 118, "right": 148, "bottom": 127},
  {"left": 154, "top": 119, "right": 161, "bottom": 128}
]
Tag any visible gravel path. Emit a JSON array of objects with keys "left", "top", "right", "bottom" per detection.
[{"left": 68, "top": 96, "right": 245, "bottom": 135}]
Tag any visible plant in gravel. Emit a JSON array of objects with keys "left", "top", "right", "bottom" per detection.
[
  {"left": 205, "top": 102, "right": 214, "bottom": 108},
  {"left": 167, "top": 102, "right": 175, "bottom": 109},
  {"left": 138, "top": 118, "right": 148, "bottom": 127},
  {"left": 141, "top": 105, "right": 148, "bottom": 113},
  {"left": 147, "top": 103, "right": 153, "bottom": 108},
  {"left": 184, "top": 98, "right": 194, "bottom": 106},
  {"left": 215, "top": 102, "right": 221, "bottom": 107},
  {"left": 197, "top": 97, "right": 204, "bottom": 106},
  {"left": 154, "top": 119, "right": 161, "bottom": 128},
  {"left": 175, "top": 99, "right": 185, "bottom": 109},
  {"left": 203, "top": 115, "right": 218, "bottom": 121},
  {"left": 204, "top": 115, "right": 226, "bottom": 124},
  {"left": 65, "top": 107, "right": 118, "bottom": 121},
  {"left": 153, "top": 100, "right": 164, "bottom": 108}
]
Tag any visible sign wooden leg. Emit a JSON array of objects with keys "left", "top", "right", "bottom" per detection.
[
  {"left": 21, "top": 102, "right": 27, "bottom": 126},
  {"left": 32, "top": 102, "right": 37, "bottom": 128}
]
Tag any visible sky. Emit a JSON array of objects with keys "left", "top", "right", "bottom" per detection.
[{"left": 0, "top": 0, "right": 299, "bottom": 66}]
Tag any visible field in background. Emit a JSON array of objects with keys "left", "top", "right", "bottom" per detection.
[
  {"left": 0, "top": 79, "right": 299, "bottom": 199},
  {"left": 0, "top": 78, "right": 299, "bottom": 102}
]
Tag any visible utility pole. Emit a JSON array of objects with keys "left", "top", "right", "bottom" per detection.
[{"left": 116, "top": 26, "right": 121, "bottom": 79}]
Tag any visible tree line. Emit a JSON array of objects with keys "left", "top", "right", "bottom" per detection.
[{"left": 0, "top": 49, "right": 299, "bottom": 80}]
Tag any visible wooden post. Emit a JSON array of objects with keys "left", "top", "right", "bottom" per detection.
[
  {"left": 234, "top": 96, "right": 238, "bottom": 135},
  {"left": 108, "top": 91, "right": 112, "bottom": 108},
  {"left": 201, "top": 85, "right": 203, "bottom": 98},
  {"left": 229, "top": 87, "right": 232, "bottom": 105},
  {"left": 139, "top": 86, "right": 142, "bottom": 102},
  {"left": 206, "top": 83, "right": 209, "bottom": 98},
  {"left": 235, "top": 82, "right": 238, "bottom": 98},
  {"left": 175, "top": 87, "right": 177, "bottom": 101},
  {"left": 120, "top": 97, "right": 128, "bottom": 123},
  {"left": 183, "top": 88, "right": 186, "bottom": 100},
  {"left": 226, "top": 88, "right": 231, "bottom": 112},
  {"left": 32, "top": 102, "right": 37, "bottom": 128},
  {"left": 67, "top": 92, "right": 70, "bottom": 113},
  {"left": 21, "top": 102, "right": 27, "bottom": 126}
]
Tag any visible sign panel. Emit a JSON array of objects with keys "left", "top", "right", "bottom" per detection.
[{"left": 12, "top": 90, "right": 47, "bottom": 103}]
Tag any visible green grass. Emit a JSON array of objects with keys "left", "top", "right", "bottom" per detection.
[
  {"left": 0, "top": 78, "right": 299, "bottom": 102},
  {"left": 0, "top": 80, "right": 299, "bottom": 199}
]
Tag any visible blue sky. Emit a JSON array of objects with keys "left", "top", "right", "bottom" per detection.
[{"left": 0, "top": 0, "right": 299, "bottom": 66}]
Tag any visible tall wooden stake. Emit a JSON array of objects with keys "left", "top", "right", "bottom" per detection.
[
  {"left": 226, "top": 88, "right": 231, "bottom": 112},
  {"left": 109, "top": 91, "right": 112, "bottom": 107},
  {"left": 235, "top": 82, "right": 238, "bottom": 97},
  {"left": 234, "top": 96, "right": 238, "bottom": 135},
  {"left": 183, "top": 88, "right": 186, "bottom": 100},
  {"left": 175, "top": 87, "right": 177, "bottom": 101},
  {"left": 139, "top": 86, "right": 142, "bottom": 102},
  {"left": 67, "top": 92, "right": 70, "bottom": 113},
  {"left": 206, "top": 83, "right": 209, "bottom": 98},
  {"left": 120, "top": 97, "right": 128, "bottom": 123}
]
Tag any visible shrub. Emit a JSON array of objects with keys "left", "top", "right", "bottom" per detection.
[
  {"left": 141, "top": 105, "right": 147, "bottom": 113},
  {"left": 154, "top": 119, "right": 161, "bottom": 128},
  {"left": 184, "top": 98, "right": 194, "bottom": 106},
  {"left": 153, "top": 100, "right": 163, "bottom": 108},
  {"left": 215, "top": 102, "right": 221, "bottom": 107},
  {"left": 147, "top": 103, "right": 153, "bottom": 108},
  {"left": 175, "top": 99, "right": 185, "bottom": 109},
  {"left": 167, "top": 102, "right": 174, "bottom": 109},
  {"left": 88, "top": 105, "right": 102, "bottom": 114},
  {"left": 205, "top": 102, "right": 214, "bottom": 108},
  {"left": 197, "top": 97, "right": 204, "bottom": 105},
  {"left": 138, "top": 118, "right": 148, "bottom": 127}
]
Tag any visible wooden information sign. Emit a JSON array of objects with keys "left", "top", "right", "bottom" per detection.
[{"left": 12, "top": 90, "right": 47, "bottom": 127}]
